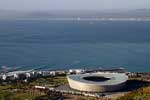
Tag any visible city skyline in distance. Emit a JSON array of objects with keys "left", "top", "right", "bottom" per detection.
[{"left": 0, "top": 0, "right": 150, "bottom": 11}]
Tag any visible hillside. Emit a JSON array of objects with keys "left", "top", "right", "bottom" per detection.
[{"left": 117, "top": 86, "right": 150, "bottom": 100}]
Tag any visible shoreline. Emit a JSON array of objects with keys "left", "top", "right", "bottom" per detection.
[{"left": 0, "top": 68, "right": 150, "bottom": 99}]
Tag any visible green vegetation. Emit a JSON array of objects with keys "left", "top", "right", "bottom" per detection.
[
  {"left": 30, "top": 75, "right": 68, "bottom": 87},
  {"left": 117, "top": 86, "right": 150, "bottom": 100},
  {"left": 0, "top": 84, "right": 13, "bottom": 100},
  {"left": 0, "top": 83, "right": 44, "bottom": 100},
  {"left": 0, "top": 75, "right": 67, "bottom": 100}
]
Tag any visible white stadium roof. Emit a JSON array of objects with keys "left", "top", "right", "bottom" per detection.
[
  {"left": 68, "top": 72, "right": 128, "bottom": 86},
  {"left": 67, "top": 72, "right": 128, "bottom": 92}
]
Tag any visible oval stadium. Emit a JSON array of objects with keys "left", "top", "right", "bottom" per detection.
[{"left": 67, "top": 72, "right": 128, "bottom": 92}]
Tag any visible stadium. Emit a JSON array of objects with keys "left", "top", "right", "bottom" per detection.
[{"left": 67, "top": 72, "right": 128, "bottom": 92}]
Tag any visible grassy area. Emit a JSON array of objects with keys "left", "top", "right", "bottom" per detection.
[
  {"left": 117, "top": 86, "right": 150, "bottom": 100},
  {"left": 30, "top": 75, "right": 68, "bottom": 87},
  {"left": 8, "top": 92, "right": 45, "bottom": 100},
  {"left": 0, "top": 85, "right": 12, "bottom": 90},
  {"left": 0, "top": 84, "right": 43, "bottom": 100},
  {"left": 0, "top": 84, "right": 13, "bottom": 100},
  {"left": 0, "top": 75, "right": 67, "bottom": 100}
]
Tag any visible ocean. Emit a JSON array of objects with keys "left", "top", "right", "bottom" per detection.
[{"left": 0, "top": 20, "right": 150, "bottom": 72}]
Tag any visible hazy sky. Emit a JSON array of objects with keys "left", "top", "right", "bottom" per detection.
[{"left": 0, "top": 0, "right": 150, "bottom": 11}]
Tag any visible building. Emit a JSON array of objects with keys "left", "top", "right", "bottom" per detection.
[
  {"left": 50, "top": 71, "right": 56, "bottom": 76},
  {"left": 67, "top": 72, "right": 128, "bottom": 92},
  {"left": 69, "top": 69, "right": 85, "bottom": 74},
  {"left": 0, "top": 74, "right": 7, "bottom": 80},
  {"left": 25, "top": 73, "right": 31, "bottom": 78}
]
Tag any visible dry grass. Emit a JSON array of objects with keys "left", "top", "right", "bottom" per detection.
[{"left": 117, "top": 86, "right": 150, "bottom": 100}]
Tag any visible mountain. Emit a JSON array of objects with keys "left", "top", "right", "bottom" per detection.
[{"left": 0, "top": 9, "right": 150, "bottom": 19}]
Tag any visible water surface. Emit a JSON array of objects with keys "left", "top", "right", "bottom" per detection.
[{"left": 0, "top": 20, "right": 150, "bottom": 72}]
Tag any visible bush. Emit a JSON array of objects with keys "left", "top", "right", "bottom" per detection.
[{"left": 117, "top": 86, "right": 150, "bottom": 100}]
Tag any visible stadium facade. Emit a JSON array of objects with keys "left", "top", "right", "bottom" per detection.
[{"left": 67, "top": 72, "right": 128, "bottom": 92}]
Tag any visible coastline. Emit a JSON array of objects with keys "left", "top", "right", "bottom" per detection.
[{"left": 0, "top": 68, "right": 150, "bottom": 100}]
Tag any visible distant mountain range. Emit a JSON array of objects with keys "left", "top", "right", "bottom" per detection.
[{"left": 0, "top": 9, "right": 150, "bottom": 19}]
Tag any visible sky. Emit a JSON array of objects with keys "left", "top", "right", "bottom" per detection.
[{"left": 0, "top": 0, "right": 150, "bottom": 11}]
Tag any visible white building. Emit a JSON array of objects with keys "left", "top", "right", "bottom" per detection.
[
  {"left": 69, "top": 69, "right": 85, "bottom": 74},
  {"left": 25, "top": 73, "right": 31, "bottom": 78},
  {"left": 67, "top": 72, "right": 128, "bottom": 92},
  {"left": 13, "top": 74, "right": 19, "bottom": 79},
  {"left": 50, "top": 71, "right": 56, "bottom": 76},
  {"left": 0, "top": 74, "right": 7, "bottom": 80}
]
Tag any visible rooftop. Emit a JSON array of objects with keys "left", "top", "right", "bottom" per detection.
[{"left": 68, "top": 72, "right": 128, "bottom": 85}]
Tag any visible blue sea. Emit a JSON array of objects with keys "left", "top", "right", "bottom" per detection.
[{"left": 0, "top": 20, "right": 150, "bottom": 72}]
